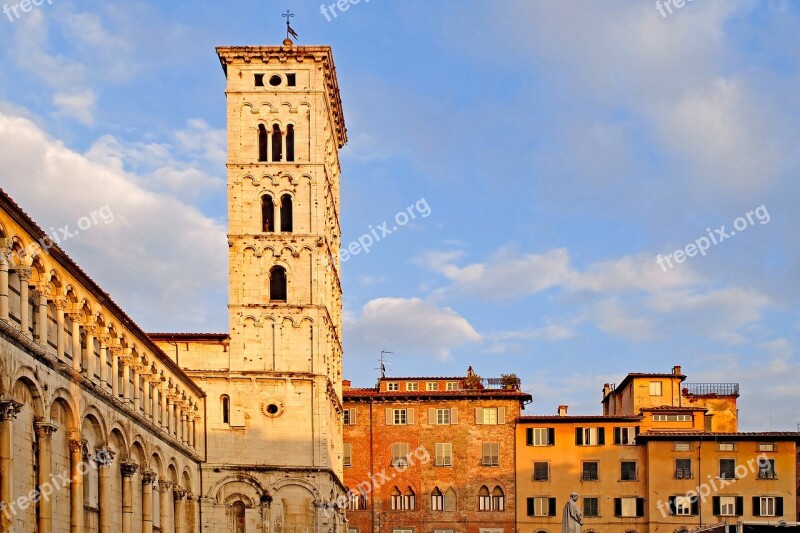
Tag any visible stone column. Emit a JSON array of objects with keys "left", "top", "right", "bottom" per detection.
[
  {"left": 0, "top": 400, "right": 22, "bottom": 533},
  {"left": 281, "top": 129, "right": 287, "bottom": 162},
  {"left": 132, "top": 365, "right": 140, "bottom": 412},
  {"left": 122, "top": 351, "right": 132, "bottom": 407},
  {"left": 99, "top": 336, "right": 110, "bottom": 388},
  {"left": 141, "top": 470, "right": 156, "bottom": 533},
  {"left": 189, "top": 416, "right": 196, "bottom": 449},
  {"left": 165, "top": 397, "right": 173, "bottom": 435},
  {"left": 110, "top": 347, "right": 120, "bottom": 399},
  {"left": 143, "top": 374, "right": 151, "bottom": 419},
  {"left": 121, "top": 461, "right": 139, "bottom": 533},
  {"left": 17, "top": 268, "right": 32, "bottom": 337},
  {"left": 173, "top": 487, "right": 187, "bottom": 533},
  {"left": 68, "top": 436, "right": 86, "bottom": 533},
  {"left": 177, "top": 406, "right": 184, "bottom": 443},
  {"left": 97, "top": 446, "right": 115, "bottom": 533},
  {"left": 159, "top": 388, "right": 167, "bottom": 430},
  {"left": 158, "top": 481, "right": 172, "bottom": 532},
  {"left": 69, "top": 314, "right": 82, "bottom": 370},
  {"left": 35, "top": 419, "right": 58, "bottom": 533},
  {"left": 0, "top": 251, "right": 12, "bottom": 321},
  {"left": 85, "top": 326, "right": 96, "bottom": 379},
  {"left": 35, "top": 285, "right": 48, "bottom": 345},
  {"left": 55, "top": 299, "right": 67, "bottom": 360}
]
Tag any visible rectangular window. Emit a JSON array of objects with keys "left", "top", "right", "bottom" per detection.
[
  {"left": 436, "top": 409, "right": 451, "bottom": 425},
  {"left": 758, "top": 443, "right": 776, "bottom": 452},
  {"left": 387, "top": 382, "right": 399, "bottom": 391},
  {"left": 392, "top": 530, "right": 413, "bottom": 533},
  {"left": 347, "top": 529, "right": 359, "bottom": 533},
  {"left": 446, "top": 381, "right": 458, "bottom": 391},
  {"left": 649, "top": 381, "right": 663, "bottom": 396},
  {"left": 614, "top": 426, "right": 638, "bottom": 445},
  {"left": 758, "top": 459, "right": 776, "bottom": 479},
  {"left": 615, "top": 497, "right": 644, "bottom": 517},
  {"left": 759, "top": 496, "right": 776, "bottom": 517},
  {"left": 435, "top": 443, "right": 452, "bottom": 467},
  {"left": 674, "top": 442, "right": 692, "bottom": 451},
  {"left": 343, "top": 443, "right": 352, "bottom": 467},
  {"left": 481, "top": 443, "right": 499, "bottom": 467},
  {"left": 405, "top": 382, "right": 418, "bottom": 391},
  {"left": 254, "top": 73, "right": 265, "bottom": 87},
  {"left": 481, "top": 408, "right": 498, "bottom": 425},
  {"left": 393, "top": 409, "right": 407, "bottom": 425},
  {"left": 527, "top": 427, "right": 555, "bottom": 446},
  {"left": 286, "top": 73, "right": 296, "bottom": 86},
  {"left": 575, "top": 427, "right": 605, "bottom": 446},
  {"left": 582, "top": 461, "right": 599, "bottom": 481},
  {"left": 426, "top": 381, "right": 438, "bottom": 391},
  {"left": 527, "top": 497, "right": 556, "bottom": 517},
  {"left": 533, "top": 461, "right": 549, "bottom": 481},
  {"left": 674, "top": 496, "right": 694, "bottom": 515},
  {"left": 718, "top": 442, "right": 736, "bottom": 451},
  {"left": 620, "top": 461, "right": 637, "bottom": 481},
  {"left": 584, "top": 497, "right": 599, "bottom": 517},
  {"left": 675, "top": 458, "right": 693, "bottom": 478},
  {"left": 654, "top": 414, "right": 693, "bottom": 422},
  {"left": 391, "top": 443, "right": 409, "bottom": 467},
  {"left": 719, "top": 459, "right": 736, "bottom": 479},
  {"left": 343, "top": 408, "right": 355, "bottom": 425},
  {"left": 719, "top": 496, "right": 737, "bottom": 516}
]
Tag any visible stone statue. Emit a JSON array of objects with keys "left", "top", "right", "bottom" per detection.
[{"left": 562, "top": 492, "right": 583, "bottom": 533}]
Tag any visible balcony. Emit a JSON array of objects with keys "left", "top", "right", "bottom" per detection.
[{"left": 683, "top": 383, "right": 740, "bottom": 397}]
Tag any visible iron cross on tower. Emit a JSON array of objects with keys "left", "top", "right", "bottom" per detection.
[{"left": 282, "top": 10, "right": 298, "bottom": 41}]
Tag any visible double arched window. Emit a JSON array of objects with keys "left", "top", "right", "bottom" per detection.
[
  {"left": 431, "top": 487, "right": 444, "bottom": 511},
  {"left": 261, "top": 194, "right": 292, "bottom": 233},
  {"left": 390, "top": 486, "right": 415, "bottom": 510},
  {"left": 478, "top": 485, "right": 505, "bottom": 511}
]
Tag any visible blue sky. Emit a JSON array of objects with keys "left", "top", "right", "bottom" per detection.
[{"left": 1, "top": 0, "right": 799, "bottom": 430}]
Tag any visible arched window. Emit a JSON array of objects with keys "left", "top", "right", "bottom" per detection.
[
  {"left": 258, "top": 124, "right": 268, "bottom": 162},
  {"left": 221, "top": 395, "right": 230, "bottom": 424},
  {"left": 478, "top": 485, "right": 491, "bottom": 511},
  {"left": 271, "top": 124, "right": 282, "bottom": 162},
  {"left": 261, "top": 196, "right": 275, "bottom": 232},
  {"left": 390, "top": 487, "right": 402, "bottom": 510},
  {"left": 233, "top": 500, "right": 246, "bottom": 533},
  {"left": 348, "top": 489, "right": 366, "bottom": 511},
  {"left": 269, "top": 266, "right": 287, "bottom": 302},
  {"left": 280, "top": 194, "right": 293, "bottom": 232},
  {"left": 431, "top": 487, "right": 444, "bottom": 511},
  {"left": 492, "top": 486, "right": 505, "bottom": 511},
  {"left": 445, "top": 487, "right": 457, "bottom": 512},
  {"left": 403, "top": 487, "right": 416, "bottom": 511},
  {"left": 286, "top": 124, "right": 295, "bottom": 162}
]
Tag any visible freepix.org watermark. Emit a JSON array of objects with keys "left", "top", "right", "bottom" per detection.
[
  {"left": 3, "top": 0, "right": 53, "bottom": 23},
  {"left": 656, "top": 454, "right": 769, "bottom": 517},
  {"left": 656, "top": 204, "right": 770, "bottom": 272},
  {"left": 655, "top": 0, "right": 698, "bottom": 18},
  {"left": 10, "top": 205, "right": 115, "bottom": 266},
  {"left": 319, "top": 0, "right": 371, "bottom": 22},
  {"left": 340, "top": 197, "right": 431, "bottom": 263}
]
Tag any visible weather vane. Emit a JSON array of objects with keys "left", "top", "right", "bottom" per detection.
[{"left": 283, "top": 10, "right": 298, "bottom": 42}]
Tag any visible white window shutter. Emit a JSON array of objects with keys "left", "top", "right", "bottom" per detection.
[
  {"left": 451, "top": 408, "right": 458, "bottom": 425},
  {"left": 407, "top": 408, "right": 415, "bottom": 425},
  {"left": 350, "top": 408, "right": 357, "bottom": 425},
  {"left": 475, "top": 407, "right": 483, "bottom": 425},
  {"left": 498, "top": 407, "right": 506, "bottom": 424},
  {"left": 428, "top": 408, "right": 436, "bottom": 424},
  {"left": 385, "top": 408, "right": 393, "bottom": 425}
]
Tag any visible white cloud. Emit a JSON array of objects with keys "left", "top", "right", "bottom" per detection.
[
  {"left": 53, "top": 90, "right": 96, "bottom": 125},
  {"left": 345, "top": 297, "right": 482, "bottom": 361},
  {"left": 0, "top": 111, "right": 227, "bottom": 330},
  {"left": 568, "top": 253, "right": 699, "bottom": 293}
]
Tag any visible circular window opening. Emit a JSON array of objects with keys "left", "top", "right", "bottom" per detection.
[
  {"left": 267, "top": 404, "right": 279, "bottom": 415},
  {"left": 269, "top": 75, "right": 282, "bottom": 87}
]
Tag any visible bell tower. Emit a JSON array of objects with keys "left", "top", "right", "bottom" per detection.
[{"left": 213, "top": 40, "right": 347, "bottom": 531}]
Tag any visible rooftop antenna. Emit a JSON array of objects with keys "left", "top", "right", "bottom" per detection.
[{"left": 377, "top": 350, "right": 394, "bottom": 378}]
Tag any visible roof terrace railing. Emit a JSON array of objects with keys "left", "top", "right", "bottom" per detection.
[{"left": 683, "top": 383, "right": 740, "bottom": 396}]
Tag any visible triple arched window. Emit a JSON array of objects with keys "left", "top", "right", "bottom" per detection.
[
  {"left": 390, "top": 486, "right": 416, "bottom": 510},
  {"left": 257, "top": 124, "right": 295, "bottom": 162}
]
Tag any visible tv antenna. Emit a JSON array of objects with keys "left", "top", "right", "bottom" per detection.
[{"left": 377, "top": 350, "right": 394, "bottom": 378}]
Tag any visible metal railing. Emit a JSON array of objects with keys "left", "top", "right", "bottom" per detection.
[{"left": 683, "top": 383, "right": 740, "bottom": 396}]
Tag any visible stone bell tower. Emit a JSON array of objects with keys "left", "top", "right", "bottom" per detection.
[{"left": 206, "top": 39, "right": 347, "bottom": 531}]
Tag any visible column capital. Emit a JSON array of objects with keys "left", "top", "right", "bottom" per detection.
[
  {"left": 157, "top": 480, "right": 173, "bottom": 492},
  {"left": 95, "top": 446, "right": 115, "bottom": 467},
  {"left": 0, "top": 399, "right": 22, "bottom": 421},
  {"left": 34, "top": 418, "right": 58, "bottom": 438},
  {"left": 68, "top": 436, "right": 87, "bottom": 454},
  {"left": 0, "top": 250, "right": 13, "bottom": 268},
  {"left": 67, "top": 311, "right": 82, "bottom": 322},
  {"left": 173, "top": 487, "right": 187, "bottom": 500},
  {"left": 53, "top": 298, "right": 68, "bottom": 311},
  {"left": 120, "top": 460, "right": 139, "bottom": 478},
  {"left": 141, "top": 469, "right": 158, "bottom": 485},
  {"left": 84, "top": 324, "right": 98, "bottom": 335},
  {"left": 33, "top": 283, "right": 51, "bottom": 297},
  {"left": 16, "top": 267, "right": 33, "bottom": 282}
]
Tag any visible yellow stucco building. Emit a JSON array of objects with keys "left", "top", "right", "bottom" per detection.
[{"left": 517, "top": 366, "right": 799, "bottom": 533}]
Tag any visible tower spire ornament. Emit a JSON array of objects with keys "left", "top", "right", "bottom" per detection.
[{"left": 282, "top": 10, "right": 298, "bottom": 45}]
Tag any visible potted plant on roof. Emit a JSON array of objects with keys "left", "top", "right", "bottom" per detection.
[
  {"left": 463, "top": 367, "right": 483, "bottom": 390},
  {"left": 501, "top": 373, "right": 521, "bottom": 390}
]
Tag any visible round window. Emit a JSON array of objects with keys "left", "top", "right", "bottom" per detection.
[{"left": 269, "top": 75, "right": 282, "bottom": 87}]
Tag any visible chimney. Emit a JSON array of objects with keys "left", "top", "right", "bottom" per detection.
[
  {"left": 557, "top": 405, "right": 569, "bottom": 416},
  {"left": 603, "top": 383, "right": 611, "bottom": 397},
  {"left": 342, "top": 380, "right": 351, "bottom": 391},
  {"left": 672, "top": 365, "right": 682, "bottom": 375}
]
